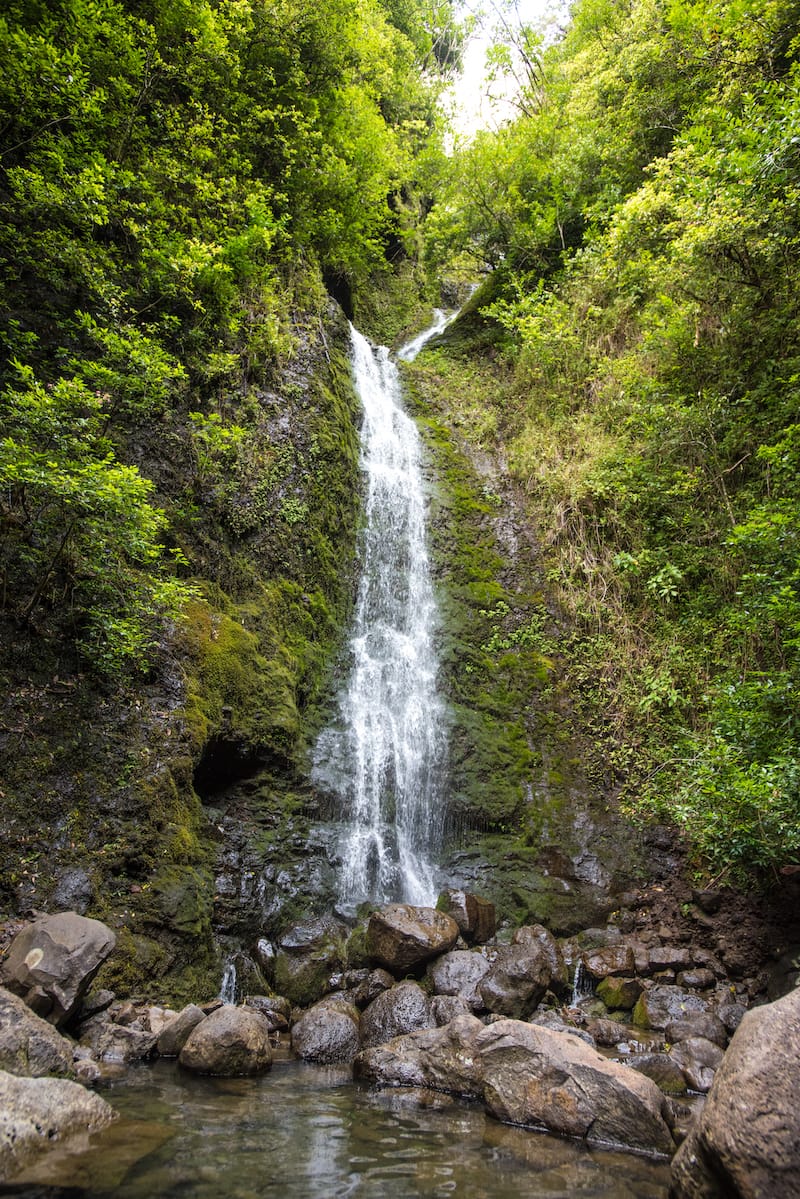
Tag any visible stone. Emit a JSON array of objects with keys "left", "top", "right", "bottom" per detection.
[
  {"left": 647, "top": 946, "right": 693, "bottom": 973},
  {"left": 0, "top": 1069, "right": 117, "bottom": 1182},
  {"left": 354, "top": 1013, "right": 675, "bottom": 1157},
  {"left": 665, "top": 1013, "right": 727, "bottom": 1049},
  {"left": 365, "top": 905, "right": 459, "bottom": 975},
  {"left": 691, "top": 889, "right": 723, "bottom": 915},
  {"left": 586, "top": 1017, "right": 628, "bottom": 1047},
  {"left": 627, "top": 1053, "right": 687, "bottom": 1095},
  {"left": 671, "top": 987, "right": 800, "bottom": 1198},
  {"left": 431, "top": 995, "right": 471, "bottom": 1025},
  {"left": 51, "top": 868, "right": 93, "bottom": 915},
  {"left": 633, "top": 985, "right": 708, "bottom": 1031},
  {"left": 77, "top": 988, "right": 115, "bottom": 1021},
  {"left": 426, "top": 950, "right": 491, "bottom": 1010},
  {"left": 291, "top": 999, "right": 360, "bottom": 1064},
  {"left": 242, "top": 994, "right": 291, "bottom": 1031},
  {"left": 360, "top": 981, "right": 434, "bottom": 1049},
  {"left": 581, "top": 946, "right": 635, "bottom": 981},
  {"left": 352, "top": 968, "right": 394, "bottom": 1009},
  {"left": 0, "top": 987, "right": 74, "bottom": 1077},
  {"left": 436, "top": 891, "right": 496, "bottom": 944},
  {"left": 529, "top": 1011, "right": 595, "bottom": 1046},
  {"left": 179, "top": 1005, "right": 272, "bottom": 1076},
  {"left": 79, "top": 1021, "right": 157, "bottom": 1064},
  {"left": 0, "top": 912, "right": 116, "bottom": 1029},
  {"left": 676, "top": 969, "right": 716, "bottom": 991},
  {"left": 146, "top": 1006, "right": 177, "bottom": 1036},
  {"left": 156, "top": 1004, "right": 207, "bottom": 1057},
  {"left": 596, "top": 976, "right": 643, "bottom": 1011},
  {"left": 713, "top": 996, "right": 747, "bottom": 1033},
  {"left": 670, "top": 1037, "right": 724, "bottom": 1094},
  {"left": 479, "top": 944, "right": 552, "bottom": 1018},
  {"left": 273, "top": 917, "right": 348, "bottom": 1007},
  {"left": 512, "top": 925, "right": 568, "bottom": 994}
]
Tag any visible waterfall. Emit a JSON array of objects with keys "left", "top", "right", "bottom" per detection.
[{"left": 312, "top": 311, "right": 454, "bottom": 909}]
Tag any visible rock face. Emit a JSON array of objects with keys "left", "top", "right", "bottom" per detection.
[
  {"left": 0, "top": 912, "right": 116, "bottom": 1028},
  {"left": 355, "top": 1013, "right": 675, "bottom": 1157},
  {"left": 0, "top": 987, "right": 74, "bottom": 1077},
  {"left": 671, "top": 987, "right": 800, "bottom": 1198},
  {"left": 360, "top": 981, "right": 434, "bottom": 1049},
  {"left": 179, "top": 1006, "right": 272, "bottom": 1076},
  {"left": 479, "top": 944, "right": 552, "bottom": 1018},
  {"left": 366, "top": 906, "right": 459, "bottom": 975},
  {"left": 291, "top": 999, "right": 361, "bottom": 1064},
  {"left": 0, "top": 1068, "right": 117, "bottom": 1181}
]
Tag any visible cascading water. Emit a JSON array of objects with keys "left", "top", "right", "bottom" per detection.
[{"left": 312, "top": 311, "right": 455, "bottom": 908}]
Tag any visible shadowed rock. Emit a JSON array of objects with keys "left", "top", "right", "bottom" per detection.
[
  {"left": 0, "top": 987, "right": 74, "bottom": 1078},
  {"left": 479, "top": 943, "right": 552, "bottom": 1018}
]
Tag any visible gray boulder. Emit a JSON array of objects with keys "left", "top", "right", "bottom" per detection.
[
  {"left": 366, "top": 905, "right": 459, "bottom": 975},
  {"left": 79, "top": 1018, "right": 157, "bottom": 1065},
  {"left": 179, "top": 1005, "right": 272, "bottom": 1076},
  {"left": 426, "top": 950, "right": 491, "bottom": 1010},
  {"left": 0, "top": 987, "right": 74, "bottom": 1077},
  {"left": 512, "top": 925, "right": 568, "bottom": 994},
  {"left": 627, "top": 1053, "right": 687, "bottom": 1095},
  {"left": 581, "top": 946, "right": 636, "bottom": 981},
  {"left": 633, "top": 985, "right": 709, "bottom": 1031},
  {"left": 355, "top": 1013, "right": 675, "bottom": 1157},
  {"left": 291, "top": 998, "right": 360, "bottom": 1064},
  {"left": 360, "top": 981, "right": 434, "bottom": 1049},
  {"left": 665, "top": 1013, "right": 727, "bottom": 1048},
  {"left": 0, "top": 1068, "right": 116, "bottom": 1181},
  {"left": 431, "top": 995, "right": 472, "bottom": 1025},
  {"left": 0, "top": 912, "right": 116, "bottom": 1028},
  {"left": 156, "top": 1004, "right": 207, "bottom": 1057},
  {"left": 670, "top": 1037, "right": 724, "bottom": 1095},
  {"left": 671, "top": 987, "right": 800, "bottom": 1198},
  {"left": 479, "top": 944, "right": 551, "bottom": 1018},
  {"left": 273, "top": 917, "right": 348, "bottom": 1008}
]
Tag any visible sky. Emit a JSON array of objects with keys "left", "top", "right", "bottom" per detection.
[{"left": 446, "top": 0, "right": 570, "bottom": 138}]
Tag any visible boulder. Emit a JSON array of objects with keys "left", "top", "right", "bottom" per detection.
[
  {"left": 79, "top": 1019, "right": 157, "bottom": 1064},
  {"left": 360, "top": 981, "right": 434, "bottom": 1049},
  {"left": 273, "top": 917, "right": 348, "bottom": 1007},
  {"left": 479, "top": 944, "right": 551, "bottom": 1018},
  {"left": 585, "top": 1017, "right": 627, "bottom": 1047},
  {"left": 627, "top": 1053, "right": 687, "bottom": 1095},
  {"left": 179, "top": 1005, "right": 272, "bottom": 1076},
  {"left": 366, "top": 905, "right": 459, "bottom": 975},
  {"left": 426, "top": 950, "right": 491, "bottom": 1010},
  {"left": 156, "top": 1004, "right": 207, "bottom": 1057},
  {"left": 0, "top": 1068, "right": 116, "bottom": 1181},
  {"left": 665, "top": 1013, "right": 727, "bottom": 1049},
  {"left": 355, "top": 1013, "right": 675, "bottom": 1157},
  {"left": 512, "top": 925, "right": 568, "bottom": 994},
  {"left": 581, "top": 946, "right": 635, "bottom": 981},
  {"left": 436, "top": 891, "right": 496, "bottom": 944},
  {"left": 596, "top": 976, "right": 643, "bottom": 1011},
  {"left": 242, "top": 994, "right": 291, "bottom": 1031},
  {"left": 633, "top": 985, "right": 709, "bottom": 1031},
  {"left": 676, "top": 969, "right": 716, "bottom": 991},
  {"left": 647, "top": 946, "right": 693, "bottom": 973},
  {"left": 671, "top": 987, "right": 800, "bottom": 1198},
  {"left": 0, "top": 987, "right": 74, "bottom": 1077},
  {"left": 670, "top": 1037, "right": 724, "bottom": 1094},
  {"left": 291, "top": 999, "right": 360, "bottom": 1064},
  {"left": 0, "top": 912, "right": 116, "bottom": 1028},
  {"left": 431, "top": 995, "right": 471, "bottom": 1026},
  {"left": 352, "top": 968, "right": 394, "bottom": 1009}
]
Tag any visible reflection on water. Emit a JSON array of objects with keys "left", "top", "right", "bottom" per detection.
[{"left": 5, "top": 1059, "right": 671, "bottom": 1199}]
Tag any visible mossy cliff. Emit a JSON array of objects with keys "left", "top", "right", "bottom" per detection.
[{"left": 0, "top": 291, "right": 361, "bottom": 1003}]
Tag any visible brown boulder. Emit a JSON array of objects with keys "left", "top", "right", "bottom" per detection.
[
  {"left": 0, "top": 987, "right": 74, "bottom": 1078},
  {"left": 360, "top": 981, "right": 434, "bottom": 1049},
  {"left": 179, "top": 1005, "right": 272, "bottom": 1076},
  {"left": 479, "top": 943, "right": 551, "bottom": 1018},
  {"left": 366, "top": 905, "right": 458, "bottom": 975},
  {"left": 1, "top": 912, "right": 116, "bottom": 1028},
  {"left": 512, "top": 925, "right": 568, "bottom": 994},
  {"left": 671, "top": 987, "right": 800, "bottom": 1198},
  {"left": 582, "top": 946, "right": 635, "bottom": 981},
  {"left": 436, "top": 891, "right": 496, "bottom": 944},
  {"left": 426, "top": 950, "right": 491, "bottom": 1010}
]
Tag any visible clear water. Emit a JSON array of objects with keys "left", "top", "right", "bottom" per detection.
[
  {"left": 312, "top": 316, "right": 452, "bottom": 908},
  {"left": 6, "top": 1059, "right": 671, "bottom": 1198}
]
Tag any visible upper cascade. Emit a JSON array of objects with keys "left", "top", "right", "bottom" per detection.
[{"left": 312, "top": 311, "right": 455, "bottom": 908}]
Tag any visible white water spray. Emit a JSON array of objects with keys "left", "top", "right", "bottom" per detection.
[{"left": 313, "top": 312, "right": 454, "bottom": 908}]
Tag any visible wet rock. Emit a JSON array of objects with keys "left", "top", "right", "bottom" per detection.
[
  {"left": 670, "top": 1037, "right": 724, "bottom": 1094},
  {"left": 352, "top": 968, "right": 394, "bottom": 1009},
  {"left": 436, "top": 891, "right": 496, "bottom": 944},
  {"left": 291, "top": 998, "right": 360, "bottom": 1064},
  {"left": 156, "top": 1004, "right": 207, "bottom": 1057},
  {"left": 0, "top": 912, "right": 116, "bottom": 1029},
  {"left": 355, "top": 1013, "right": 675, "bottom": 1156},
  {"left": 51, "top": 868, "right": 93, "bottom": 915},
  {"left": 581, "top": 946, "right": 635, "bottom": 981},
  {"left": 431, "top": 995, "right": 471, "bottom": 1025},
  {"left": 713, "top": 995, "right": 747, "bottom": 1034},
  {"left": 243, "top": 994, "right": 291, "bottom": 1031},
  {"left": 512, "top": 925, "right": 568, "bottom": 995},
  {"left": 0, "top": 1068, "right": 117, "bottom": 1181},
  {"left": 426, "top": 950, "right": 491, "bottom": 1010},
  {"left": 179, "top": 1005, "right": 272, "bottom": 1076},
  {"left": 273, "top": 917, "right": 348, "bottom": 1007},
  {"left": 633, "top": 985, "right": 709, "bottom": 1031},
  {"left": 585, "top": 1017, "right": 627, "bottom": 1047},
  {"left": 676, "top": 969, "right": 716, "bottom": 991},
  {"left": 665, "top": 1013, "right": 727, "bottom": 1049},
  {"left": 254, "top": 938, "right": 275, "bottom": 979},
  {"left": 647, "top": 947, "right": 693, "bottom": 973},
  {"left": 529, "top": 1011, "right": 595, "bottom": 1046},
  {"left": 479, "top": 944, "right": 551, "bottom": 1018},
  {"left": 671, "top": 987, "right": 800, "bottom": 1198},
  {"left": 366, "top": 905, "right": 459, "bottom": 975},
  {"left": 0, "top": 987, "right": 74, "bottom": 1077},
  {"left": 596, "top": 976, "right": 642, "bottom": 1011},
  {"left": 627, "top": 1053, "right": 687, "bottom": 1095},
  {"left": 360, "top": 981, "right": 434, "bottom": 1049},
  {"left": 79, "top": 1021, "right": 157, "bottom": 1064}
]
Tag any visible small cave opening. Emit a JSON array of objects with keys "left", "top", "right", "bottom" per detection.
[
  {"left": 192, "top": 733, "right": 265, "bottom": 801},
  {"left": 323, "top": 268, "right": 354, "bottom": 320}
]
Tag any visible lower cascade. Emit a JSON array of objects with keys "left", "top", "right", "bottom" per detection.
[{"left": 312, "top": 313, "right": 454, "bottom": 908}]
